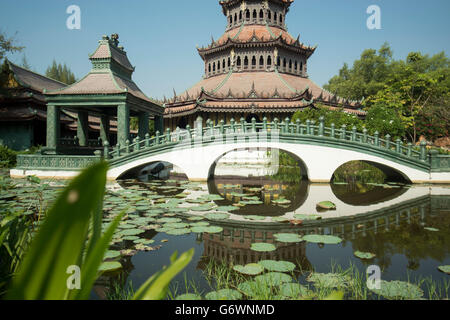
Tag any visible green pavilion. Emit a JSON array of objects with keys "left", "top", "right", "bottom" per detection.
[{"left": 43, "top": 34, "right": 164, "bottom": 155}]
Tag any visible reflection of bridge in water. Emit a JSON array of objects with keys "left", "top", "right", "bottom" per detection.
[{"left": 197, "top": 194, "right": 449, "bottom": 268}]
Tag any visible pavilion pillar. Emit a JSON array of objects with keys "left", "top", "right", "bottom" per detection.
[
  {"left": 154, "top": 115, "right": 164, "bottom": 134},
  {"left": 77, "top": 110, "right": 89, "bottom": 147},
  {"left": 138, "top": 111, "right": 149, "bottom": 139},
  {"left": 100, "top": 114, "right": 110, "bottom": 144},
  {"left": 46, "top": 104, "right": 60, "bottom": 149},
  {"left": 117, "top": 103, "right": 130, "bottom": 147}
]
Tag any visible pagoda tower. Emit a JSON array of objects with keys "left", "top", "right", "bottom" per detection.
[{"left": 163, "top": 0, "right": 364, "bottom": 130}]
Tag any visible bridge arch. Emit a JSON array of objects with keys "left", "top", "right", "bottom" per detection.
[{"left": 107, "top": 141, "right": 429, "bottom": 183}]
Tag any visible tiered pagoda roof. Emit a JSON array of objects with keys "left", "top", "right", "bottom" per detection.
[
  {"left": 46, "top": 34, "right": 163, "bottom": 114},
  {"left": 164, "top": 0, "right": 364, "bottom": 119}
]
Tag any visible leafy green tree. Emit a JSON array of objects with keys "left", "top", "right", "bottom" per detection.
[
  {"left": 45, "top": 60, "right": 76, "bottom": 85},
  {"left": 0, "top": 31, "right": 24, "bottom": 62}
]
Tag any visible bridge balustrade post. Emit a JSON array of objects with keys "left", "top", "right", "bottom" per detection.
[
  {"left": 103, "top": 141, "right": 110, "bottom": 160},
  {"left": 374, "top": 131, "right": 379, "bottom": 146},
  {"left": 166, "top": 128, "right": 171, "bottom": 143},
  {"left": 273, "top": 118, "right": 279, "bottom": 131},
  {"left": 230, "top": 118, "right": 236, "bottom": 133},
  {"left": 135, "top": 136, "right": 140, "bottom": 151},
  {"left": 318, "top": 117, "right": 325, "bottom": 136},
  {"left": 295, "top": 119, "right": 300, "bottom": 135},
  {"left": 351, "top": 126, "right": 357, "bottom": 141},
  {"left": 240, "top": 117, "right": 246, "bottom": 133},
  {"left": 330, "top": 123, "right": 335, "bottom": 138},
  {"left": 145, "top": 133, "right": 150, "bottom": 148},
  {"left": 185, "top": 125, "right": 192, "bottom": 146},
  {"left": 285, "top": 117, "right": 290, "bottom": 134},
  {"left": 219, "top": 120, "right": 225, "bottom": 135},
  {"left": 116, "top": 143, "right": 121, "bottom": 158},
  {"left": 251, "top": 118, "right": 256, "bottom": 132},
  {"left": 263, "top": 117, "right": 268, "bottom": 131},
  {"left": 395, "top": 138, "right": 401, "bottom": 154},
  {"left": 155, "top": 131, "right": 160, "bottom": 145},
  {"left": 429, "top": 149, "right": 439, "bottom": 169},
  {"left": 407, "top": 143, "right": 412, "bottom": 157},
  {"left": 362, "top": 128, "right": 368, "bottom": 143},
  {"left": 340, "top": 125, "right": 346, "bottom": 140},
  {"left": 306, "top": 120, "right": 311, "bottom": 135},
  {"left": 419, "top": 140, "right": 427, "bottom": 161},
  {"left": 125, "top": 140, "right": 130, "bottom": 154},
  {"left": 385, "top": 134, "right": 391, "bottom": 150}
]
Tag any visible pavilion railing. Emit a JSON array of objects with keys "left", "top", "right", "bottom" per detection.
[{"left": 105, "top": 116, "right": 449, "bottom": 172}]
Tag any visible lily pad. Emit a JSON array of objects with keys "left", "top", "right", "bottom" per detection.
[
  {"left": 233, "top": 263, "right": 264, "bottom": 276},
  {"left": 280, "top": 283, "right": 311, "bottom": 298},
  {"left": 369, "top": 280, "right": 424, "bottom": 300},
  {"left": 205, "top": 289, "right": 242, "bottom": 300},
  {"left": 175, "top": 293, "right": 202, "bottom": 300},
  {"left": 98, "top": 261, "right": 122, "bottom": 273},
  {"left": 117, "top": 229, "right": 145, "bottom": 236},
  {"left": 273, "top": 233, "right": 303, "bottom": 243},
  {"left": 307, "top": 273, "right": 352, "bottom": 288},
  {"left": 166, "top": 228, "right": 191, "bottom": 236},
  {"left": 271, "top": 217, "right": 289, "bottom": 223},
  {"left": 103, "top": 250, "right": 121, "bottom": 259},
  {"left": 302, "top": 234, "right": 342, "bottom": 244},
  {"left": 237, "top": 281, "right": 271, "bottom": 297},
  {"left": 255, "top": 272, "right": 292, "bottom": 286},
  {"left": 191, "top": 226, "right": 223, "bottom": 234},
  {"left": 293, "top": 214, "right": 322, "bottom": 221},
  {"left": 258, "top": 260, "right": 296, "bottom": 273},
  {"left": 316, "top": 201, "right": 336, "bottom": 210},
  {"left": 250, "top": 242, "right": 276, "bottom": 252},
  {"left": 204, "top": 212, "right": 230, "bottom": 220},
  {"left": 354, "top": 251, "right": 376, "bottom": 260},
  {"left": 438, "top": 265, "right": 450, "bottom": 274}
]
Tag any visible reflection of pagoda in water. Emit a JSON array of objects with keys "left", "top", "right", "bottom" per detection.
[{"left": 197, "top": 225, "right": 312, "bottom": 271}]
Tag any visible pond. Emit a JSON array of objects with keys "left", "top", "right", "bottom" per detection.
[
  {"left": 1, "top": 148, "right": 449, "bottom": 300},
  {"left": 88, "top": 149, "right": 450, "bottom": 300}
]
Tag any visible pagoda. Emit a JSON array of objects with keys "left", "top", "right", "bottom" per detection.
[{"left": 163, "top": 0, "right": 364, "bottom": 130}]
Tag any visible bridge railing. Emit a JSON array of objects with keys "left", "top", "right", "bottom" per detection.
[{"left": 106, "top": 116, "right": 432, "bottom": 165}]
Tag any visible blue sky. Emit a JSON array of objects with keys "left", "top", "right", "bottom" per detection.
[{"left": 1, "top": 0, "right": 449, "bottom": 100}]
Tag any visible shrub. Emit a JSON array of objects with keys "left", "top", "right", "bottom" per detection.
[{"left": 0, "top": 145, "right": 17, "bottom": 168}]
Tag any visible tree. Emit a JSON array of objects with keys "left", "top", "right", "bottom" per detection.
[
  {"left": 0, "top": 31, "right": 24, "bottom": 62},
  {"left": 45, "top": 60, "right": 76, "bottom": 85},
  {"left": 324, "top": 42, "right": 393, "bottom": 100}
]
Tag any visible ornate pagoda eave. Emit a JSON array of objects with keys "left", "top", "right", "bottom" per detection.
[
  {"left": 219, "top": 0, "right": 293, "bottom": 15},
  {"left": 198, "top": 37, "right": 315, "bottom": 60}
]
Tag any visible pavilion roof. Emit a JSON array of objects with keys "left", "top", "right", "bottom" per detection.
[
  {"left": 6, "top": 60, "right": 67, "bottom": 94},
  {"left": 45, "top": 34, "right": 163, "bottom": 112}
]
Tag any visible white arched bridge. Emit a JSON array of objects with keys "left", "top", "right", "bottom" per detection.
[{"left": 12, "top": 117, "right": 450, "bottom": 183}]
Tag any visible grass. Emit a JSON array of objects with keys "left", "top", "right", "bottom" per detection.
[{"left": 162, "top": 258, "right": 449, "bottom": 300}]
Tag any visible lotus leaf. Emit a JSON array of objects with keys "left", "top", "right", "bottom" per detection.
[
  {"left": 273, "top": 233, "right": 303, "bottom": 243},
  {"left": 191, "top": 226, "right": 223, "bottom": 234},
  {"left": 98, "top": 261, "right": 122, "bottom": 273},
  {"left": 369, "top": 280, "right": 423, "bottom": 300},
  {"left": 205, "top": 289, "right": 242, "bottom": 300},
  {"left": 117, "top": 229, "right": 145, "bottom": 236},
  {"left": 250, "top": 242, "right": 276, "bottom": 252},
  {"left": 166, "top": 228, "right": 191, "bottom": 236},
  {"left": 204, "top": 213, "right": 230, "bottom": 220},
  {"left": 215, "top": 206, "right": 239, "bottom": 211},
  {"left": 103, "top": 250, "right": 121, "bottom": 259},
  {"left": 302, "top": 234, "right": 342, "bottom": 244},
  {"left": 255, "top": 272, "right": 292, "bottom": 286},
  {"left": 438, "top": 265, "right": 450, "bottom": 274},
  {"left": 316, "top": 201, "right": 336, "bottom": 210},
  {"left": 233, "top": 263, "right": 264, "bottom": 276},
  {"left": 293, "top": 214, "right": 322, "bottom": 221},
  {"left": 280, "top": 283, "right": 311, "bottom": 298},
  {"left": 307, "top": 273, "right": 352, "bottom": 288},
  {"left": 258, "top": 260, "right": 296, "bottom": 272},
  {"left": 271, "top": 217, "right": 289, "bottom": 223},
  {"left": 354, "top": 251, "right": 376, "bottom": 259},
  {"left": 175, "top": 293, "right": 202, "bottom": 300},
  {"left": 157, "top": 217, "right": 182, "bottom": 223}
]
